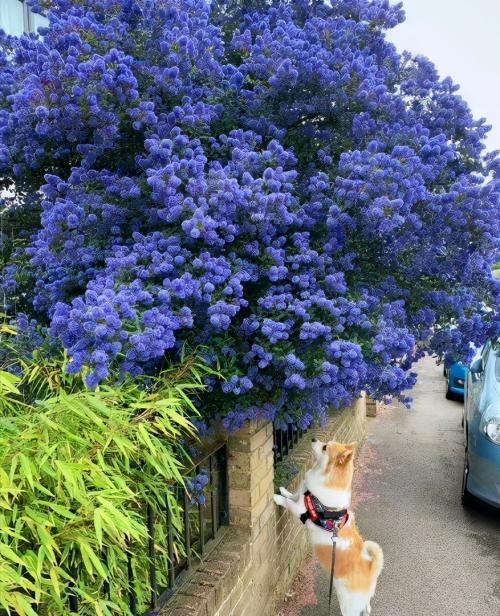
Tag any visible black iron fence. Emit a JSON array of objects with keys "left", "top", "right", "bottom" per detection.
[
  {"left": 141, "top": 441, "right": 229, "bottom": 614},
  {"left": 159, "top": 444, "right": 229, "bottom": 608},
  {"left": 67, "top": 441, "right": 229, "bottom": 615},
  {"left": 273, "top": 422, "right": 308, "bottom": 467}
]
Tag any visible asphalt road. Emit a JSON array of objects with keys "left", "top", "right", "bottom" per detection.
[{"left": 293, "top": 355, "right": 500, "bottom": 616}]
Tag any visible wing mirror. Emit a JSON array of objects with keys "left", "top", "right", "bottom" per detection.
[{"left": 469, "top": 357, "right": 483, "bottom": 375}]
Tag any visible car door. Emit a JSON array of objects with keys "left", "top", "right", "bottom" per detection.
[{"left": 466, "top": 341, "right": 492, "bottom": 446}]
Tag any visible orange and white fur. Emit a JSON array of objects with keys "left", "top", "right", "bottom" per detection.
[{"left": 273, "top": 439, "right": 383, "bottom": 616}]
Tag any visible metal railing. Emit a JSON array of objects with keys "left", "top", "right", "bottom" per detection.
[
  {"left": 273, "top": 422, "right": 307, "bottom": 467},
  {"left": 141, "top": 441, "right": 229, "bottom": 614},
  {"left": 66, "top": 441, "right": 229, "bottom": 615}
]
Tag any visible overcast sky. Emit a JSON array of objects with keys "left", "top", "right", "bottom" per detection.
[{"left": 385, "top": 0, "right": 500, "bottom": 154}]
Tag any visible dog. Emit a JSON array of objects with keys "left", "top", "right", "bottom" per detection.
[{"left": 273, "top": 439, "right": 383, "bottom": 616}]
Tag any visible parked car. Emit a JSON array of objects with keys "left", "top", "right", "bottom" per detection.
[
  {"left": 462, "top": 340, "right": 500, "bottom": 509},
  {"left": 443, "top": 354, "right": 468, "bottom": 400}
]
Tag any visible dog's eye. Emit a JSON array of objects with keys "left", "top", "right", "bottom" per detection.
[{"left": 322, "top": 445, "right": 327, "bottom": 451}]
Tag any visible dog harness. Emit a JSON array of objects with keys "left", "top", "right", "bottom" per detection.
[
  {"left": 300, "top": 490, "right": 349, "bottom": 532},
  {"left": 300, "top": 490, "right": 349, "bottom": 611}
]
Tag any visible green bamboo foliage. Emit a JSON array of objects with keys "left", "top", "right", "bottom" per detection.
[{"left": 0, "top": 351, "right": 213, "bottom": 616}]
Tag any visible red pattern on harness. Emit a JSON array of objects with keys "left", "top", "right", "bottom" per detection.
[
  {"left": 304, "top": 493, "right": 319, "bottom": 521},
  {"left": 302, "top": 492, "right": 349, "bottom": 532}
]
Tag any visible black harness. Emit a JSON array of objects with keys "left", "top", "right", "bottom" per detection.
[
  {"left": 300, "top": 490, "right": 349, "bottom": 531},
  {"left": 300, "top": 491, "right": 349, "bottom": 610}
]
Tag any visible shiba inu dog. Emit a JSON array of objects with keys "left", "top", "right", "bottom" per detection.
[{"left": 273, "top": 439, "right": 383, "bottom": 616}]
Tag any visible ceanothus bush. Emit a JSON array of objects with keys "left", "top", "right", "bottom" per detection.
[{"left": 2, "top": 0, "right": 500, "bottom": 430}]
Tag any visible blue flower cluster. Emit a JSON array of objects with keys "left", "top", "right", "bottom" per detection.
[
  {"left": 2, "top": 0, "right": 500, "bottom": 430},
  {"left": 185, "top": 469, "right": 209, "bottom": 506}
]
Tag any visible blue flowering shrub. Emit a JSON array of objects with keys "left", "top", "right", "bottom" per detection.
[{"left": 2, "top": 0, "right": 500, "bottom": 431}]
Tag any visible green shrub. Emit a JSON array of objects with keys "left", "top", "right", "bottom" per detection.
[{"left": 0, "top": 346, "right": 214, "bottom": 616}]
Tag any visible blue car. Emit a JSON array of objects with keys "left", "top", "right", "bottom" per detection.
[
  {"left": 463, "top": 340, "right": 500, "bottom": 508},
  {"left": 443, "top": 355, "right": 468, "bottom": 400}
]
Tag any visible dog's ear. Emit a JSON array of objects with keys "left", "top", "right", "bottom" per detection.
[
  {"left": 336, "top": 444, "right": 356, "bottom": 465},
  {"left": 345, "top": 442, "right": 357, "bottom": 451}
]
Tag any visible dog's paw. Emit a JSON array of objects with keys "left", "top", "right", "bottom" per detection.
[
  {"left": 279, "top": 487, "right": 293, "bottom": 499},
  {"left": 273, "top": 494, "right": 286, "bottom": 507}
]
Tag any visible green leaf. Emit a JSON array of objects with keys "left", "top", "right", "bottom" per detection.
[
  {"left": 12, "top": 593, "right": 39, "bottom": 616},
  {"left": 0, "top": 543, "right": 26, "bottom": 567},
  {"left": 94, "top": 508, "right": 103, "bottom": 548},
  {"left": 24, "top": 507, "right": 54, "bottom": 527},
  {"left": 79, "top": 542, "right": 95, "bottom": 576},
  {"left": 36, "top": 525, "right": 59, "bottom": 561},
  {"left": 49, "top": 567, "right": 60, "bottom": 597},
  {"left": 39, "top": 502, "right": 76, "bottom": 520},
  {"left": 0, "top": 370, "right": 21, "bottom": 394},
  {"left": 80, "top": 542, "right": 107, "bottom": 579},
  {"left": 82, "top": 393, "right": 111, "bottom": 417}
]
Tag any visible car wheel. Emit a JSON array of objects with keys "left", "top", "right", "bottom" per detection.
[
  {"left": 445, "top": 380, "right": 455, "bottom": 400},
  {"left": 461, "top": 450, "right": 474, "bottom": 507}
]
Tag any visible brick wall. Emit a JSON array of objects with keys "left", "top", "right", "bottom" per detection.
[
  {"left": 366, "top": 396, "right": 379, "bottom": 417},
  {"left": 161, "top": 395, "right": 366, "bottom": 616}
]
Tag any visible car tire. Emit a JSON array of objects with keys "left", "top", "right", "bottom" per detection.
[
  {"left": 461, "top": 450, "right": 474, "bottom": 508},
  {"left": 445, "top": 381, "right": 455, "bottom": 400}
]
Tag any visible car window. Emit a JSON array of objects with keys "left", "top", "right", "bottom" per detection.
[{"left": 482, "top": 340, "right": 492, "bottom": 369}]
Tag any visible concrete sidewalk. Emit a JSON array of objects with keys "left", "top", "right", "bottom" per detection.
[{"left": 278, "top": 355, "right": 500, "bottom": 616}]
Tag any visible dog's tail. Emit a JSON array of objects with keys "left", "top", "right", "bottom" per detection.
[{"left": 362, "top": 541, "right": 384, "bottom": 577}]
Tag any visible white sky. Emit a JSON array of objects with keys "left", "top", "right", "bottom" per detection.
[{"left": 385, "top": 0, "right": 500, "bottom": 154}]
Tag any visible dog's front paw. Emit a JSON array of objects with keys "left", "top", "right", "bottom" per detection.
[
  {"left": 279, "top": 487, "right": 293, "bottom": 499},
  {"left": 273, "top": 494, "right": 286, "bottom": 507}
]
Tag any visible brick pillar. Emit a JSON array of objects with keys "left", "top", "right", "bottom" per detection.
[
  {"left": 227, "top": 420, "right": 277, "bottom": 616},
  {"left": 227, "top": 420, "right": 274, "bottom": 534},
  {"left": 366, "top": 395, "right": 379, "bottom": 417}
]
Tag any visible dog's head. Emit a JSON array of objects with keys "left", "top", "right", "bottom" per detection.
[{"left": 310, "top": 438, "right": 357, "bottom": 491}]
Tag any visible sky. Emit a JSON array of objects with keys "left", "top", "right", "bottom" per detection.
[{"left": 385, "top": 0, "right": 500, "bottom": 154}]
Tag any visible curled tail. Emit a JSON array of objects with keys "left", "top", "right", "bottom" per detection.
[{"left": 362, "top": 541, "right": 384, "bottom": 577}]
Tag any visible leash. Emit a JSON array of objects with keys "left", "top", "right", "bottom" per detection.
[{"left": 328, "top": 526, "right": 338, "bottom": 610}]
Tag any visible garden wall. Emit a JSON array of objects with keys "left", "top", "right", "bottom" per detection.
[{"left": 161, "top": 395, "right": 367, "bottom": 616}]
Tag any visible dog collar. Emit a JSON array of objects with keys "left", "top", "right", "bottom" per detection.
[{"left": 300, "top": 490, "right": 349, "bottom": 532}]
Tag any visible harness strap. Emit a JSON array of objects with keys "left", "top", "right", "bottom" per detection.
[{"left": 300, "top": 490, "right": 348, "bottom": 531}]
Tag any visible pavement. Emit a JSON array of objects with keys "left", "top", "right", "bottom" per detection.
[{"left": 277, "top": 355, "right": 500, "bottom": 616}]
